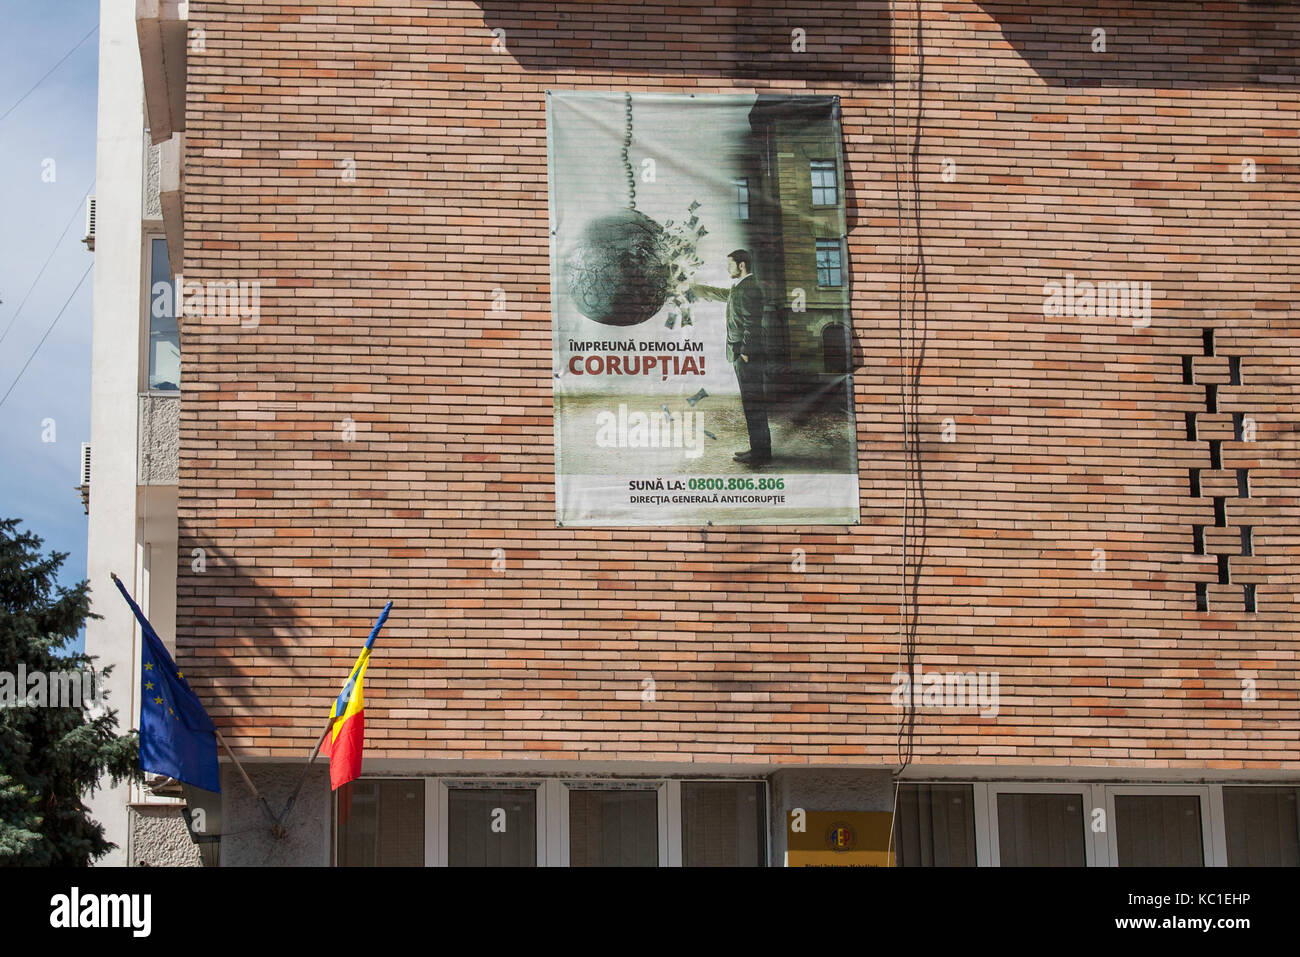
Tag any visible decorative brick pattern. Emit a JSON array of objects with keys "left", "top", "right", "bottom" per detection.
[
  {"left": 177, "top": 1, "right": 1300, "bottom": 769},
  {"left": 1187, "top": 329, "right": 1258, "bottom": 613}
]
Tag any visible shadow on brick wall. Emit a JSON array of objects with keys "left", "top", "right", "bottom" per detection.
[
  {"left": 476, "top": 1, "right": 898, "bottom": 410},
  {"left": 976, "top": 1, "right": 1300, "bottom": 88},
  {"left": 478, "top": 0, "right": 891, "bottom": 85},
  {"left": 173, "top": 531, "right": 371, "bottom": 753}
]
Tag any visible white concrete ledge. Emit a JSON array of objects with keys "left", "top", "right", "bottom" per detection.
[{"left": 159, "top": 132, "right": 184, "bottom": 271}]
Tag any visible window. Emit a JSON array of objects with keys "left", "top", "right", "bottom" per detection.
[
  {"left": 447, "top": 787, "right": 537, "bottom": 867},
  {"left": 733, "top": 178, "right": 750, "bottom": 221},
  {"left": 326, "top": 777, "right": 788, "bottom": 868},
  {"left": 895, "top": 783, "right": 977, "bottom": 866},
  {"left": 681, "top": 781, "right": 766, "bottom": 867},
  {"left": 568, "top": 788, "right": 659, "bottom": 867},
  {"left": 335, "top": 779, "right": 424, "bottom": 866},
  {"left": 995, "top": 792, "right": 1087, "bottom": 867},
  {"left": 816, "top": 239, "right": 843, "bottom": 287},
  {"left": 821, "top": 323, "right": 850, "bottom": 373},
  {"left": 810, "top": 159, "right": 838, "bottom": 205},
  {"left": 1113, "top": 794, "right": 1205, "bottom": 866},
  {"left": 911, "top": 782, "right": 1250, "bottom": 867},
  {"left": 1224, "top": 786, "right": 1300, "bottom": 866},
  {"left": 147, "top": 237, "right": 180, "bottom": 390}
]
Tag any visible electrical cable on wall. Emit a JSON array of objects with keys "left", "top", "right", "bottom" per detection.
[{"left": 889, "top": 0, "right": 928, "bottom": 865}]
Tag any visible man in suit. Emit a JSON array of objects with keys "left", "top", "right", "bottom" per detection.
[{"left": 690, "top": 249, "right": 771, "bottom": 465}]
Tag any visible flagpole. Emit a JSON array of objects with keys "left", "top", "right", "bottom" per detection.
[
  {"left": 278, "top": 600, "right": 393, "bottom": 827},
  {"left": 277, "top": 717, "right": 334, "bottom": 828},
  {"left": 213, "top": 728, "right": 284, "bottom": 832},
  {"left": 110, "top": 572, "right": 282, "bottom": 835}
]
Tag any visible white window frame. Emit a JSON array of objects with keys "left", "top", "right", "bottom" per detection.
[
  {"left": 1103, "top": 784, "right": 1224, "bottom": 868},
  {"left": 809, "top": 158, "right": 839, "bottom": 206},
  {"left": 980, "top": 782, "right": 1101, "bottom": 867},
  {"left": 925, "top": 781, "right": 1230, "bottom": 868},
  {"left": 335, "top": 775, "right": 768, "bottom": 867},
  {"left": 432, "top": 778, "right": 547, "bottom": 868},
  {"left": 557, "top": 779, "right": 671, "bottom": 867}
]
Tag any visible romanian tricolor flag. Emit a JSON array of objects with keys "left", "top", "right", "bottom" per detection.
[{"left": 321, "top": 601, "right": 392, "bottom": 790}]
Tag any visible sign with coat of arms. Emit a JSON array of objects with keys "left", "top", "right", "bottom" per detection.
[{"left": 786, "top": 810, "right": 895, "bottom": 866}]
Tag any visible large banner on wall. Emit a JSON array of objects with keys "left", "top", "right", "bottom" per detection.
[{"left": 547, "top": 91, "right": 860, "bottom": 526}]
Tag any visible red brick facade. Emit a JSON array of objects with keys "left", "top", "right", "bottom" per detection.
[{"left": 177, "top": 1, "right": 1300, "bottom": 769}]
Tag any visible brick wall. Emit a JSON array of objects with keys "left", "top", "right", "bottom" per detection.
[{"left": 178, "top": 1, "right": 1300, "bottom": 768}]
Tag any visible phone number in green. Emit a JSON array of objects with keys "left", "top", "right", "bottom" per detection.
[{"left": 688, "top": 477, "right": 785, "bottom": 491}]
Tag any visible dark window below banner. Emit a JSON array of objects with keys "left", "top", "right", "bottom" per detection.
[
  {"left": 997, "top": 792, "right": 1086, "bottom": 866},
  {"left": 447, "top": 787, "right": 538, "bottom": 867},
  {"left": 895, "top": 783, "right": 977, "bottom": 867},
  {"left": 335, "top": 779, "right": 424, "bottom": 867},
  {"left": 1224, "top": 786, "right": 1300, "bottom": 867},
  {"left": 1114, "top": 794, "right": 1204, "bottom": 867},
  {"left": 569, "top": 789, "right": 658, "bottom": 867},
  {"left": 682, "top": 781, "right": 766, "bottom": 867}
]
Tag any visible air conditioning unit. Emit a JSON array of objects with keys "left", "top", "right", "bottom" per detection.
[
  {"left": 76, "top": 442, "right": 91, "bottom": 514},
  {"left": 82, "top": 197, "right": 96, "bottom": 251}
]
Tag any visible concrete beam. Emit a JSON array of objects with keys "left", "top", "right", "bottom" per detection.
[{"left": 135, "top": 0, "right": 188, "bottom": 145}]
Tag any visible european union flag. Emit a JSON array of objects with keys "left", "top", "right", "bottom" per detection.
[{"left": 111, "top": 574, "right": 221, "bottom": 792}]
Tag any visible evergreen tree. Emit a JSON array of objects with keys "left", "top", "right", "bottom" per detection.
[{"left": 0, "top": 517, "right": 139, "bottom": 865}]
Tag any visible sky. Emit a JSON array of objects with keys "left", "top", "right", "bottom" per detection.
[{"left": 0, "top": 1, "right": 100, "bottom": 652}]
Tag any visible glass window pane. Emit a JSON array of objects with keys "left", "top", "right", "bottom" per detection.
[
  {"left": 447, "top": 788, "right": 537, "bottom": 867},
  {"left": 336, "top": 779, "right": 424, "bottom": 867},
  {"left": 682, "top": 781, "right": 765, "bottom": 867},
  {"left": 1224, "top": 786, "right": 1300, "bottom": 866},
  {"left": 148, "top": 237, "right": 180, "bottom": 390},
  {"left": 1114, "top": 794, "right": 1204, "bottom": 866},
  {"left": 810, "top": 159, "right": 837, "bottom": 205},
  {"left": 569, "top": 789, "right": 658, "bottom": 867},
  {"left": 895, "top": 784, "right": 976, "bottom": 867},
  {"left": 733, "top": 178, "right": 749, "bottom": 221},
  {"left": 816, "top": 240, "right": 842, "bottom": 286},
  {"left": 996, "top": 792, "right": 1086, "bottom": 866}
]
